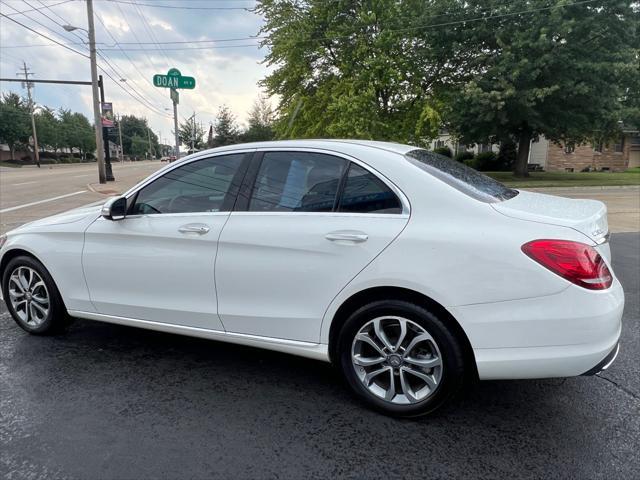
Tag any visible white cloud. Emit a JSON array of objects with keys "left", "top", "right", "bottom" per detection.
[{"left": 1, "top": 0, "right": 271, "bottom": 142}]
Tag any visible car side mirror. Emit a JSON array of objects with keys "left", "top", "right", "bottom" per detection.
[{"left": 101, "top": 196, "right": 127, "bottom": 221}]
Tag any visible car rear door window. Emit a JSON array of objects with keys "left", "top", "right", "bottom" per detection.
[
  {"left": 337, "top": 163, "right": 402, "bottom": 214},
  {"left": 248, "top": 152, "right": 346, "bottom": 212},
  {"left": 130, "top": 153, "right": 246, "bottom": 214}
]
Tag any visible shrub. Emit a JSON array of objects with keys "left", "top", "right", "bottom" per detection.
[
  {"left": 463, "top": 158, "right": 477, "bottom": 169},
  {"left": 85, "top": 152, "right": 95, "bottom": 160},
  {"left": 59, "top": 157, "right": 73, "bottom": 163},
  {"left": 474, "top": 151, "right": 499, "bottom": 171},
  {"left": 39, "top": 158, "right": 58, "bottom": 165},
  {"left": 454, "top": 151, "right": 474, "bottom": 162},
  {"left": 433, "top": 146, "right": 452, "bottom": 157}
]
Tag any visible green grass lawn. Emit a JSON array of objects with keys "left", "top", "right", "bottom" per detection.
[
  {"left": 487, "top": 168, "right": 640, "bottom": 187},
  {"left": 0, "top": 161, "right": 23, "bottom": 168}
]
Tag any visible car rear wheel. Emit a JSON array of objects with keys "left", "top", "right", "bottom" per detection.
[
  {"left": 338, "top": 300, "right": 466, "bottom": 417},
  {"left": 2, "top": 255, "right": 69, "bottom": 335}
]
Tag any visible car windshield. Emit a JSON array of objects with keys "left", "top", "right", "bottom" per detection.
[{"left": 405, "top": 149, "right": 519, "bottom": 203}]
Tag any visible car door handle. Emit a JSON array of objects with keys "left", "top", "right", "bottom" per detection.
[
  {"left": 325, "top": 231, "right": 369, "bottom": 243},
  {"left": 178, "top": 223, "right": 210, "bottom": 235}
]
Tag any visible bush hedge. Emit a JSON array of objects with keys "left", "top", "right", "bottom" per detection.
[
  {"left": 433, "top": 146, "right": 452, "bottom": 157},
  {"left": 454, "top": 151, "right": 474, "bottom": 163}
]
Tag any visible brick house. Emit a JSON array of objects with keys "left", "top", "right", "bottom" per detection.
[
  {"left": 531, "top": 128, "right": 640, "bottom": 172},
  {"left": 431, "top": 127, "right": 640, "bottom": 171}
]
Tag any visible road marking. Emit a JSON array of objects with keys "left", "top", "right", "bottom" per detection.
[
  {"left": 10, "top": 181, "right": 37, "bottom": 186},
  {"left": 72, "top": 174, "right": 91, "bottom": 178},
  {"left": 0, "top": 190, "right": 88, "bottom": 213}
]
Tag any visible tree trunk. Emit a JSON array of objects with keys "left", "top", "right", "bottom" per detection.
[
  {"left": 514, "top": 130, "right": 531, "bottom": 177},
  {"left": 9, "top": 144, "right": 15, "bottom": 161}
]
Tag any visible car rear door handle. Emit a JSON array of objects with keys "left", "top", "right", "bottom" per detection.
[
  {"left": 178, "top": 223, "right": 210, "bottom": 235},
  {"left": 325, "top": 231, "right": 369, "bottom": 243}
]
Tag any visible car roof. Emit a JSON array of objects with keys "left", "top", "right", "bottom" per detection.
[{"left": 186, "top": 139, "right": 418, "bottom": 157}]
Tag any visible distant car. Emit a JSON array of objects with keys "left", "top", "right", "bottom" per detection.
[
  {"left": 0, "top": 140, "right": 623, "bottom": 416},
  {"left": 169, "top": 155, "right": 177, "bottom": 162}
]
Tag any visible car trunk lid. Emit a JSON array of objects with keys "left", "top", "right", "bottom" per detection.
[{"left": 491, "top": 190, "right": 609, "bottom": 244}]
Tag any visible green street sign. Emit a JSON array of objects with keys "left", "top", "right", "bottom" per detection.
[{"left": 153, "top": 68, "right": 196, "bottom": 89}]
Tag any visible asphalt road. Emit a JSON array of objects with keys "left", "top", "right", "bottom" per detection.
[
  {"left": 0, "top": 161, "right": 163, "bottom": 234},
  {"left": 0, "top": 233, "right": 638, "bottom": 480}
]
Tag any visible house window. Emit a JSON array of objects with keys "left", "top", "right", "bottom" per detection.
[
  {"left": 614, "top": 137, "right": 624, "bottom": 153},
  {"left": 564, "top": 142, "right": 575, "bottom": 154},
  {"left": 434, "top": 139, "right": 445, "bottom": 149},
  {"left": 593, "top": 141, "right": 603, "bottom": 153},
  {"left": 478, "top": 143, "right": 491, "bottom": 153}
]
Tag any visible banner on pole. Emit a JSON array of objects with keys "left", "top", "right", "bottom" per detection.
[{"left": 101, "top": 102, "right": 115, "bottom": 127}]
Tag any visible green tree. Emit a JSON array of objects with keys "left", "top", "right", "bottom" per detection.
[
  {"left": 240, "top": 96, "right": 275, "bottom": 142},
  {"left": 256, "top": 0, "right": 472, "bottom": 143},
  {"left": 130, "top": 134, "right": 148, "bottom": 158},
  {"left": 210, "top": 105, "right": 240, "bottom": 147},
  {"left": 442, "top": 0, "right": 638, "bottom": 176},
  {"left": 120, "top": 115, "right": 159, "bottom": 157},
  {"left": 59, "top": 110, "right": 95, "bottom": 159},
  {"left": 178, "top": 115, "right": 205, "bottom": 151},
  {"left": 0, "top": 93, "right": 30, "bottom": 160},
  {"left": 35, "top": 107, "right": 61, "bottom": 157}
]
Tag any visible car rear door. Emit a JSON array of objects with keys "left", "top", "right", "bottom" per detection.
[
  {"left": 82, "top": 152, "right": 252, "bottom": 330},
  {"left": 215, "top": 149, "right": 410, "bottom": 342}
]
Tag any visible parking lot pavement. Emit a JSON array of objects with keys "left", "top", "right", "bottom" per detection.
[{"left": 1, "top": 232, "right": 638, "bottom": 480}]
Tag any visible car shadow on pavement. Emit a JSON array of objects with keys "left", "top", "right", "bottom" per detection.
[{"left": 4, "top": 315, "right": 638, "bottom": 479}]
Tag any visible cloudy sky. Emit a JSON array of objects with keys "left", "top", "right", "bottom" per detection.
[{"left": 0, "top": 0, "right": 270, "bottom": 144}]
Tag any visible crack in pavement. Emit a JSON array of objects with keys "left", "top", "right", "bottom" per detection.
[{"left": 596, "top": 373, "right": 640, "bottom": 402}]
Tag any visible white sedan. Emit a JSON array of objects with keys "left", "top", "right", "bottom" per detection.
[{"left": 0, "top": 140, "right": 624, "bottom": 416}]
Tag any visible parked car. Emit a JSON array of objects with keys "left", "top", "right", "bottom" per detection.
[{"left": 0, "top": 140, "right": 623, "bottom": 416}]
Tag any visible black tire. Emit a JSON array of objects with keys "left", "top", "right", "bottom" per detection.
[
  {"left": 1, "top": 255, "right": 69, "bottom": 335},
  {"left": 337, "top": 300, "right": 466, "bottom": 417}
]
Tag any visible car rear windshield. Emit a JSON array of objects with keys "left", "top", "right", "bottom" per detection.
[{"left": 405, "top": 149, "right": 518, "bottom": 203}]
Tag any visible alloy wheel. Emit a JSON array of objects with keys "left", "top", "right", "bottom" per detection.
[
  {"left": 8, "top": 266, "right": 50, "bottom": 327},
  {"left": 351, "top": 316, "right": 443, "bottom": 405}
]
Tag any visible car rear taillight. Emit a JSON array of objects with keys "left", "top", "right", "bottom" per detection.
[{"left": 522, "top": 239, "right": 613, "bottom": 290}]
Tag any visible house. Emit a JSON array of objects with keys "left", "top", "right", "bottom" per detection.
[
  {"left": 531, "top": 127, "right": 639, "bottom": 172},
  {"left": 431, "top": 126, "right": 640, "bottom": 171}
]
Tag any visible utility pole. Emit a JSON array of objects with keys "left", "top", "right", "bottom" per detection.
[
  {"left": 146, "top": 120, "right": 153, "bottom": 160},
  {"left": 18, "top": 62, "right": 40, "bottom": 168},
  {"left": 86, "top": 0, "right": 106, "bottom": 184},
  {"left": 117, "top": 114, "right": 124, "bottom": 162}
]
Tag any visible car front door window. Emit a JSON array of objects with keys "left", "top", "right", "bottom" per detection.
[{"left": 131, "top": 154, "right": 246, "bottom": 215}]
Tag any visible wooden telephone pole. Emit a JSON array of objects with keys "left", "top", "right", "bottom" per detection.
[{"left": 18, "top": 62, "right": 40, "bottom": 168}]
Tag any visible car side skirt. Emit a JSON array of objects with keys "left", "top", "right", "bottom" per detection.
[{"left": 68, "top": 310, "right": 330, "bottom": 362}]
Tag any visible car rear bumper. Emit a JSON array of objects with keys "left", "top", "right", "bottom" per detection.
[{"left": 450, "top": 279, "right": 624, "bottom": 380}]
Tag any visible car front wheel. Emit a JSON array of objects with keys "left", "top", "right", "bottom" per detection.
[
  {"left": 338, "top": 300, "right": 466, "bottom": 417},
  {"left": 2, "top": 255, "right": 69, "bottom": 335}
]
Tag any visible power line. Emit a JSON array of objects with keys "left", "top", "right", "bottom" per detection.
[
  {"left": 94, "top": 9, "right": 172, "bottom": 108},
  {"left": 2, "top": 0, "right": 74, "bottom": 16},
  {"left": 106, "top": 0, "right": 253, "bottom": 11},
  {"left": 0, "top": 9, "right": 171, "bottom": 118},
  {"left": 2, "top": 0, "right": 601, "bottom": 51},
  {"left": 5, "top": 0, "right": 172, "bottom": 117},
  {"left": 0, "top": 12, "right": 89, "bottom": 57}
]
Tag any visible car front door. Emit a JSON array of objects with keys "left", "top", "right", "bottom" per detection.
[
  {"left": 82, "top": 152, "right": 252, "bottom": 330},
  {"left": 215, "top": 150, "right": 410, "bottom": 343}
]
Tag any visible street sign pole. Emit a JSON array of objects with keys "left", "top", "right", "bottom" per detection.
[
  {"left": 152, "top": 69, "right": 195, "bottom": 160},
  {"left": 172, "top": 88, "right": 179, "bottom": 159}
]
